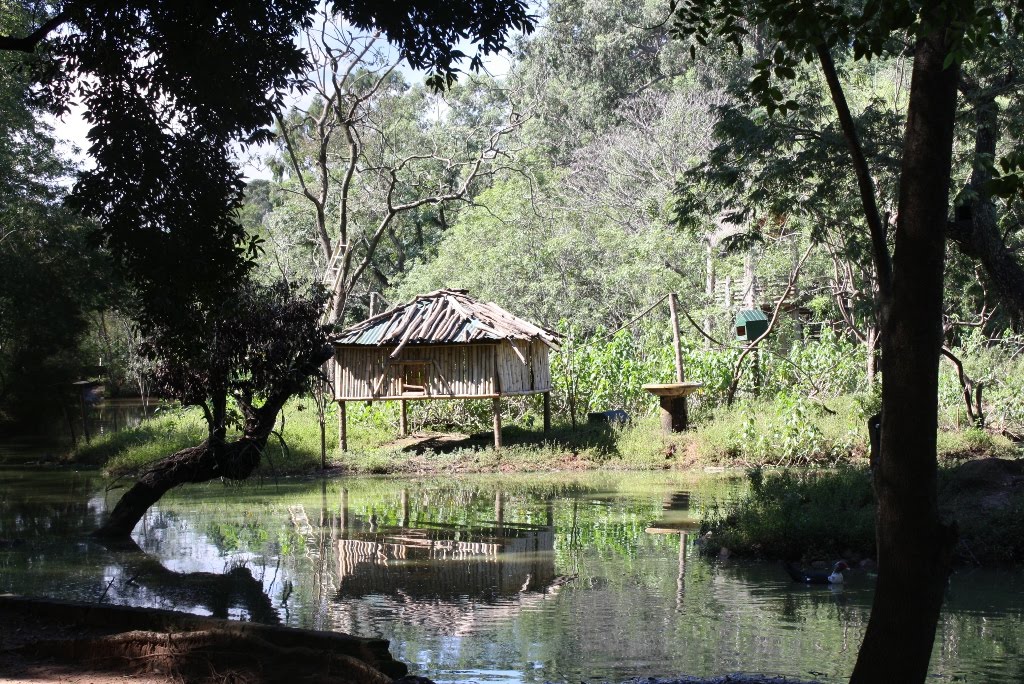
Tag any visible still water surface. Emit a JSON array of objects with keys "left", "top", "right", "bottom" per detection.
[{"left": 1, "top": 465, "right": 1021, "bottom": 683}]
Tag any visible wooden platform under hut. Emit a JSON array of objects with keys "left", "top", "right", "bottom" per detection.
[{"left": 333, "top": 289, "right": 561, "bottom": 449}]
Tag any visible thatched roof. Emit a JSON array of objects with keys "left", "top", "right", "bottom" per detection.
[{"left": 335, "top": 289, "right": 561, "bottom": 356}]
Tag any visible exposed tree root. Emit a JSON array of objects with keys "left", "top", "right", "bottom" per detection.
[
  {"left": 14, "top": 629, "right": 393, "bottom": 684},
  {"left": 0, "top": 596, "right": 406, "bottom": 683}
]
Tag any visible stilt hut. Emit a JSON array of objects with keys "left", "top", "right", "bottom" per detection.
[{"left": 333, "top": 289, "right": 560, "bottom": 449}]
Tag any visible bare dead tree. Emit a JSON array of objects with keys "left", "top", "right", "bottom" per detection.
[
  {"left": 566, "top": 86, "right": 729, "bottom": 236},
  {"left": 273, "top": 9, "right": 529, "bottom": 325}
]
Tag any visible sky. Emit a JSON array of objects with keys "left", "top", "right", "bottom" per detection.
[{"left": 46, "top": 29, "right": 521, "bottom": 183}]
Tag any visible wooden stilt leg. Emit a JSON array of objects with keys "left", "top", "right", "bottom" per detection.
[
  {"left": 400, "top": 399, "right": 408, "bottom": 436},
  {"left": 493, "top": 397, "right": 502, "bottom": 450},
  {"left": 340, "top": 488, "right": 349, "bottom": 532},
  {"left": 543, "top": 391, "right": 551, "bottom": 433},
  {"left": 400, "top": 488, "right": 409, "bottom": 528},
  {"left": 338, "top": 401, "right": 347, "bottom": 452}
]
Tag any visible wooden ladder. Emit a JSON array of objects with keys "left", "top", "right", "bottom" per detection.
[
  {"left": 320, "top": 239, "right": 347, "bottom": 323},
  {"left": 323, "top": 241, "right": 347, "bottom": 292}
]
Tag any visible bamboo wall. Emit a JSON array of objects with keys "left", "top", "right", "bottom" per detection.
[
  {"left": 495, "top": 340, "right": 552, "bottom": 395},
  {"left": 334, "top": 341, "right": 553, "bottom": 401}
]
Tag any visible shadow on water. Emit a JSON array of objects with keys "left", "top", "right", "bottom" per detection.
[
  {"left": 0, "top": 398, "right": 157, "bottom": 466},
  {"left": 95, "top": 536, "right": 279, "bottom": 624},
  {"left": 0, "top": 468, "right": 279, "bottom": 624}
]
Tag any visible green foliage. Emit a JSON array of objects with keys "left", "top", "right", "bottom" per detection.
[
  {"left": 703, "top": 461, "right": 1024, "bottom": 564},
  {"left": 936, "top": 428, "right": 1018, "bottom": 461},
  {"left": 766, "top": 328, "right": 867, "bottom": 397},
  {"left": 395, "top": 172, "right": 682, "bottom": 333},
  {"left": 76, "top": 401, "right": 329, "bottom": 477},
  {"left": 75, "top": 408, "right": 207, "bottom": 476},
  {"left": 700, "top": 467, "right": 877, "bottom": 561},
  {"left": 938, "top": 330, "right": 1024, "bottom": 434},
  {"left": 692, "top": 394, "right": 865, "bottom": 466},
  {"left": 552, "top": 327, "right": 674, "bottom": 424},
  {"left": 0, "top": 8, "right": 115, "bottom": 424}
]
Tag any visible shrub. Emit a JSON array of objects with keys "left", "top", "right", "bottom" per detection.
[
  {"left": 690, "top": 394, "right": 866, "bottom": 466},
  {"left": 700, "top": 467, "right": 877, "bottom": 561}
]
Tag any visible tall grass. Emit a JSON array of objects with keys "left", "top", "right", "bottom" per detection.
[
  {"left": 701, "top": 461, "right": 1024, "bottom": 565},
  {"left": 74, "top": 391, "right": 1017, "bottom": 479}
]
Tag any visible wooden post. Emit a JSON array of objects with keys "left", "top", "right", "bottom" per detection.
[
  {"left": 338, "top": 401, "right": 347, "bottom": 452},
  {"left": 492, "top": 397, "right": 502, "bottom": 450},
  {"left": 320, "top": 480, "right": 328, "bottom": 525},
  {"left": 339, "top": 488, "right": 349, "bottom": 532},
  {"left": 399, "top": 399, "right": 408, "bottom": 436},
  {"left": 63, "top": 403, "right": 76, "bottom": 444},
  {"left": 659, "top": 396, "right": 688, "bottom": 433},
  {"left": 668, "top": 293, "right": 685, "bottom": 383},
  {"left": 79, "top": 388, "right": 91, "bottom": 444},
  {"left": 543, "top": 391, "right": 551, "bottom": 433},
  {"left": 677, "top": 531, "right": 687, "bottom": 607},
  {"left": 668, "top": 294, "right": 688, "bottom": 430}
]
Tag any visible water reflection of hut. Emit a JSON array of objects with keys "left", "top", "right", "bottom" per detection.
[
  {"left": 332, "top": 289, "right": 561, "bottom": 449},
  {"left": 333, "top": 522, "right": 556, "bottom": 598}
]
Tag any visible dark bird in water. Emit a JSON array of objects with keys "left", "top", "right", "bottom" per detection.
[{"left": 785, "top": 560, "right": 849, "bottom": 584}]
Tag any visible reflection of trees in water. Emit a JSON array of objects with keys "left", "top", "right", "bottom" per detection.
[
  {"left": 5, "top": 472, "right": 1023, "bottom": 681},
  {"left": 278, "top": 485, "right": 564, "bottom": 636},
  {"left": 0, "top": 472, "right": 99, "bottom": 538},
  {"left": 98, "top": 537, "right": 278, "bottom": 624}
]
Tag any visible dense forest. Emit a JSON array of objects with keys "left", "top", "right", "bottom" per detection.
[{"left": 5, "top": 0, "right": 1022, "bottom": 443}]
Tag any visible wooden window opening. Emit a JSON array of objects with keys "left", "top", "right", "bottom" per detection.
[{"left": 399, "top": 361, "right": 431, "bottom": 396}]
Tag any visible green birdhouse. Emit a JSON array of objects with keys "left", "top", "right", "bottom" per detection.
[{"left": 735, "top": 309, "right": 769, "bottom": 342}]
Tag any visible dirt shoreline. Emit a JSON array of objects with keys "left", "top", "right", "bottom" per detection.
[{"left": 0, "top": 596, "right": 403, "bottom": 684}]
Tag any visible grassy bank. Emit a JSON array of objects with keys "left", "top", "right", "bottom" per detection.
[
  {"left": 699, "top": 459, "right": 1024, "bottom": 566},
  {"left": 71, "top": 393, "right": 1019, "bottom": 478}
]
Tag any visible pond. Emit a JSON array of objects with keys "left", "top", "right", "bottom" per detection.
[{"left": 0, "top": 466, "right": 1022, "bottom": 683}]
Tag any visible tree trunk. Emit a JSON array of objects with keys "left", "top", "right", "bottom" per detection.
[
  {"left": 849, "top": 24, "right": 960, "bottom": 684},
  {"left": 93, "top": 435, "right": 269, "bottom": 538},
  {"left": 948, "top": 87, "right": 1024, "bottom": 328},
  {"left": 865, "top": 325, "right": 879, "bottom": 387},
  {"left": 93, "top": 344, "right": 332, "bottom": 539},
  {"left": 704, "top": 240, "right": 715, "bottom": 345}
]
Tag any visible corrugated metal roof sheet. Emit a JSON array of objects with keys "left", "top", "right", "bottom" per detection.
[
  {"left": 334, "top": 289, "right": 561, "bottom": 357},
  {"left": 735, "top": 308, "right": 768, "bottom": 323}
]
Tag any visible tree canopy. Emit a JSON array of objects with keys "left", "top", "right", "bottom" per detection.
[{"left": 1, "top": 0, "right": 536, "bottom": 333}]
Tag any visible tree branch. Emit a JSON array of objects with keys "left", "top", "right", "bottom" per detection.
[
  {"left": 815, "top": 42, "right": 893, "bottom": 305},
  {"left": 0, "top": 12, "right": 67, "bottom": 53},
  {"left": 726, "top": 244, "right": 813, "bottom": 405}
]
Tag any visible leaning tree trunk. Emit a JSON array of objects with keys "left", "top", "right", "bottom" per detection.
[
  {"left": 94, "top": 344, "right": 333, "bottom": 538},
  {"left": 94, "top": 435, "right": 271, "bottom": 538},
  {"left": 849, "top": 23, "right": 960, "bottom": 684}
]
